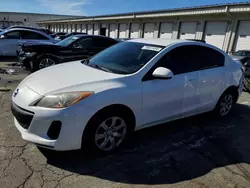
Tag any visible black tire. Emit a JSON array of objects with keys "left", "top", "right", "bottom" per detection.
[
  {"left": 31, "top": 55, "right": 57, "bottom": 72},
  {"left": 82, "top": 110, "right": 134, "bottom": 154},
  {"left": 243, "top": 77, "right": 250, "bottom": 93},
  {"left": 214, "top": 89, "right": 237, "bottom": 117},
  {"left": 29, "top": 60, "right": 36, "bottom": 73}
]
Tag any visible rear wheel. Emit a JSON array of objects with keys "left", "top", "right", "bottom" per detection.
[
  {"left": 214, "top": 89, "right": 237, "bottom": 117},
  {"left": 38, "top": 57, "right": 56, "bottom": 70},
  {"left": 243, "top": 77, "right": 250, "bottom": 92}
]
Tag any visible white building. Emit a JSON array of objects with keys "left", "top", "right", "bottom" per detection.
[
  {"left": 0, "top": 12, "right": 81, "bottom": 29},
  {"left": 38, "top": 2, "right": 250, "bottom": 53}
]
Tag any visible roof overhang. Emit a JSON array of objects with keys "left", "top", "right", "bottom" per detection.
[{"left": 37, "top": 2, "right": 250, "bottom": 24}]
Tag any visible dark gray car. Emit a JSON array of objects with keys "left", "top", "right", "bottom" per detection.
[{"left": 230, "top": 50, "right": 250, "bottom": 64}]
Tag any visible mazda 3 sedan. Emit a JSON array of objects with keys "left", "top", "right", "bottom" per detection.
[{"left": 11, "top": 39, "right": 243, "bottom": 153}]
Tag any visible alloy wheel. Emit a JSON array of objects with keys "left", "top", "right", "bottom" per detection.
[
  {"left": 39, "top": 58, "right": 56, "bottom": 69},
  {"left": 220, "top": 94, "right": 233, "bottom": 116},
  {"left": 95, "top": 116, "right": 127, "bottom": 151}
]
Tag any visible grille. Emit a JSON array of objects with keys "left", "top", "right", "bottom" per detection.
[{"left": 11, "top": 102, "right": 34, "bottom": 130}]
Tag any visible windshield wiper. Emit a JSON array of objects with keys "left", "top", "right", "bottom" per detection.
[{"left": 89, "top": 64, "right": 113, "bottom": 73}]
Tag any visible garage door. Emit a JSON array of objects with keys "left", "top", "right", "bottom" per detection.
[
  {"left": 130, "top": 23, "right": 140, "bottom": 38},
  {"left": 109, "top": 24, "right": 116, "bottom": 38},
  {"left": 64, "top": 24, "right": 68, "bottom": 33},
  {"left": 68, "top": 24, "right": 72, "bottom": 33},
  {"left": 72, "top": 24, "right": 75, "bottom": 32},
  {"left": 143, "top": 23, "right": 155, "bottom": 38},
  {"left": 119, "top": 23, "right": 127, "bottom": 38},
  {"left": 234, "top": 21, "right": 250, "bottom": 51},
  {"left": 94, "top": 24, "right": 99, "bottom": 35},
  {"left": 159, "top": 22, "right": 173, "bottom": 39},
  {"left": 81, "top": 24, "right": 86, "bottom": 33},
  {"left": 60, "top": 24, "right": 64, "bottom": 32},
  {"left": 77, "top": 24, "right": 81, "bottom": 32},
  {"left": 87, "top": 24, "right": 93, "bottom": 34},
  {"left": 179, "top": 22, "right": 197, "bottom": 39},
  {"left": 56, "top": 24, "right": 60, "bottom": 32},
  {"left": 204, "top": 21, "right": 227, "bottom": 49}
]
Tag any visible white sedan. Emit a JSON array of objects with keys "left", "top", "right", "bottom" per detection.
[{"left": 11, "top": 39, "right": 243, "bottom": 153}]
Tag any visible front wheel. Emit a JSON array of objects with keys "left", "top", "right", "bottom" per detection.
[
  {"left": 30, "top": 56, "right": 57, "bottom": 72},
  {"left": 83, "top": 111, "right": 132, "bottom": 153}
]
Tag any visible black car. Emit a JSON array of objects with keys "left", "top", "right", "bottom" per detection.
[
  {"left": 230, "top": 50, "right": 250, "bottom": 65},
  {"left": 18, "top": 34, "right": 119, "bottom": 72}
]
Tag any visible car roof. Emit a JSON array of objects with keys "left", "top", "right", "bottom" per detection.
[
  {"left": 72, "top": 34, "right": 117, "bottom": 40},
  {"left": 68, "top": 34, "right": 88, "bottom": 37},
  {"left": 5, "top": 28, "right": 44, "bottom": 33},
  {"left": 3, "top": 28, "right": 54, "bottom": 40},
  {"left": 127, "top": 38, "right": 198, "bottom": 47}
]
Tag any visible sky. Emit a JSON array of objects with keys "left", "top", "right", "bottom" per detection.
[{"left": 0, "top": 0, "right": 249, "bottom": 16}]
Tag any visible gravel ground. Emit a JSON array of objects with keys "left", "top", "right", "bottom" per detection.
[{"left": 1, "top": 61, "right": 250, "bottom": 188}]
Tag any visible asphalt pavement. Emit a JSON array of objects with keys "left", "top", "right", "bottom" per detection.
[{"left": 1, "top": 61, "right": 250, "bottom": 188}]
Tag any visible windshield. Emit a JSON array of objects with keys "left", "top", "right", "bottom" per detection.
[
  {"left": 56, "top": 35, "right": 80, "bottom": 46},
  {"left": 86, "top": 42, "right": 164, "bottom": 74}
]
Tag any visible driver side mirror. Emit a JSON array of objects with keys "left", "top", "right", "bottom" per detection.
[
  {"left": 0, "top": 35, "right": 6, "bottom": 39},
  {"left": 152, "top": 67, "right": 173, "bottom": 79}
]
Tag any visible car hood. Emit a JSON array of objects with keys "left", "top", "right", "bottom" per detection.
[
  {"left": 19, "top": 40, "right": 55, "bottom": 46},
  {"left": 20, "top": 43, "right": 61, "bottom": 52},
  {"left": 20, "top": 61, "right": 124, "bottom": 95}
]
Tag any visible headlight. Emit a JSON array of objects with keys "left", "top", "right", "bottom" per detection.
[{"left": 33, "top": 91, "right": 93, "bottom": 108}]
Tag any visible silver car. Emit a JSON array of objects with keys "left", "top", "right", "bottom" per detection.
[{"left": 0, "top": 28, "right": 56, "bottom": 56}]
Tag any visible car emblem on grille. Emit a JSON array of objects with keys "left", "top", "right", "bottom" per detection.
[{"left": 13, "top": 89, "right": 19, "bottom": 97}]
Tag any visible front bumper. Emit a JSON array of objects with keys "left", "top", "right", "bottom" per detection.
[
  {"left": 14, "top": 118, "right": 56, "bottom": 148},
  {"left": 11, "top": 85, "right": 97, "bottom": 151},
  {"left": 12, "top": 102, "right": 96, "bottom": 151},
  {"left": 18, "top": 54, "right": 33, "bottom": 70}
]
